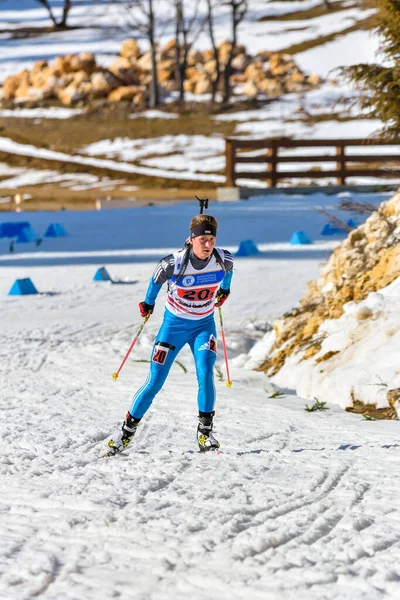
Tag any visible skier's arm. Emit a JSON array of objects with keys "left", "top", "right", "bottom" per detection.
[
  {"left": 220, "top": 250, "right": 233, "bottom": 291},
  {"left": 216, "top": 250, "right": 233, "bottom": 307},
  {"left": 143, "top": 254, "right": 175, "bottom": 306}
]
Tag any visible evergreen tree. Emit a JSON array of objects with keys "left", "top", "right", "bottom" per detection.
[{"left": 341, "top": 0, "right": 400, "bottom": 138}]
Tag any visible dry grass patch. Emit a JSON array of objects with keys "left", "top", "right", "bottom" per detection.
[
  {"left": 0, "top": 103, "right": 236, "bottom": 152},
  {"left": 260, "top": 1, "right": 351, "bottom": 22},
  {"left": 0, "top": 185, "right": 216, "bottom": 212},
  {"left": 280, "top": 14, "right": 377, "bottom": 56}
]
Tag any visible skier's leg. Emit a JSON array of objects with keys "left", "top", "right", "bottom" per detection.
[
  {"left": 106, "top": 345, "right": 180, "bottom": 456},
  {"left": 190, "top": 319, "right": 220, "bottom": 451},
  {"left": 129, "top": 337, "right": 182, "bottom": 418},
  {"left": 190, "top": 319, "right": 217, "bottom": 414},
  {"left": 106, "top": 313, "right": 188, "bottom": 456}
]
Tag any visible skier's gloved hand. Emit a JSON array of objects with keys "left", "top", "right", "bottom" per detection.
[
  {"left": 215, "top": 288, "right": 230, "bottom": 307},
  {"left": 139, "top": 301, "right": 154, "bottom": 318}
]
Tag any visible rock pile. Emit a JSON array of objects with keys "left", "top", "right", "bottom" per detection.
[
  {"left": 1, "top": 38, "right": 321, "bottom": 107},
  {"left": 259, "top": 191, "right": 400, "bottom": 416}
]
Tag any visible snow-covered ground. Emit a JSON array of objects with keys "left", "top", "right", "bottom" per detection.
[
  {"left": 1, "top": 121, "right": 399, "bottom": 191},
  {"left": 1, "top": 193, "right": 400, "bottom": 599}
]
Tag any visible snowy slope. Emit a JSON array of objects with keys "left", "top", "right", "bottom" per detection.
[
  {"left": 0, "top": 0, "right": 381, "bottom": 82},
  {"left": 1, "top": 194, "right": 400, "bottom": 599},
  {"left": 0, "top": 1, "right": 392, "bottom": 190}
]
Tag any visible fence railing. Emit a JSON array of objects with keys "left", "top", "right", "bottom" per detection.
[{"left": 225, "top": 137, "right": 400, "bottom": 187}]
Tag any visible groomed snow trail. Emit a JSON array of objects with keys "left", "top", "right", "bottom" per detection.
[{"left": 0, "top": 260, "right": 399, "bottom": 600}]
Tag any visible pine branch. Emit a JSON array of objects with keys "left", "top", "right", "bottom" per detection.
[{"left": 305, "top": 398, "right": 329, "bottom": 412}]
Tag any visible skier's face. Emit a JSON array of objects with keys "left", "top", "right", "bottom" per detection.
[{"left": 190, "top": 234, "right": 216, "bottom": 260}]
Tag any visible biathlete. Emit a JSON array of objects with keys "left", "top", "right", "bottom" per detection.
[{"left": 106, "top": 213, "right": 233, "bottom": 456}]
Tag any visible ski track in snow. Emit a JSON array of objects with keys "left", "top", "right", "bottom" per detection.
[{"left": 1, "top": 258, "right": 399, "bottom": 600}]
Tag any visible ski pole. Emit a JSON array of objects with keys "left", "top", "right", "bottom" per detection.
[
  {"left": 112, "top": 313, "right": 151, "bottom": 380},
  {"left": 218, "top": 306, "right": 232, "bottom": 387}
]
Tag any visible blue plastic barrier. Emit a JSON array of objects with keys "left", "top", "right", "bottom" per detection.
[
  {"left": 44, "top": 223, "right": 68, "bottom": 238},
  {"left": 321, "top": 219, "right": 357, "bottom": 236},
  {"left": 321, "top": 223, "right": 343, "bottom": 236},
  {"left": 16, "top": 226, "right": 39, "bottom": 243},
  {"left": 290, "top": 231, "right": 312, "bottom": 245},
  {"left": 235, "top": 239, "right": 260, "bottom": 257},
  {"left": 0, "top": 222, "right": 31, "bottom": 238},
  {"left": 8, "top": 278, "right": 38, "bottom": 296},
  {"left": 93, "top": 267, "right": 112, "bottom": 282}
]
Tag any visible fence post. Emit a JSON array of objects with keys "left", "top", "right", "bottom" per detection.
[
  {"left": 267, "top": 140, "right": 278, "bottom": 187},
  {"left": 226, "top": 139, "right": 235, "bottom": 187},
  {"left": 336, "top": 143, "right": 346, "bottom": 185}
]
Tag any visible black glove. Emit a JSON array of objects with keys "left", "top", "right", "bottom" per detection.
[
  {"left": 215, "top": 288, "right": 230, "bottom": 307},
  {"left": 139, "top": 301, "right": 154, "bottom": 318}
]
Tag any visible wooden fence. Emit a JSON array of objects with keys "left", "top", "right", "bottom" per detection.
[{"left": 225, "top": 138, "right": 400, "bottom": 187}]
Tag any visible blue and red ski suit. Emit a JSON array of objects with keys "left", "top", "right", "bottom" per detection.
[{"left": 129, "top": 246, "right": 233, "bottom": 418}]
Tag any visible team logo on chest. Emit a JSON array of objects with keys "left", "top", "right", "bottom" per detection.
[{"left": 182, "top": 275, "right": 195, "bottom": 287}]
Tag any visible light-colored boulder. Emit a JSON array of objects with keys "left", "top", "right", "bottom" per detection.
[
  {"left": 120, "top": 39, "right": 141, "bottom": 60},
  {"left": 185, "top": 67, "right": 200, "bottom": 82},
  {"left": 137, "top": 51, "right": 152, "bottom": 72},
  {"left": 108, "top": 58, "right": 141, "bottom": 85},
  {"left": 50, "top": 55, "right": 74, "bottom": 76},
  {"left": 230, "top": 73, "right": 247, "bottom": 85},
  {"left": 3, "top": 73, "right": 25, "bottom": 100},
  {"left": 289, "top": 71, "right": 306, "bottom": 84},
  {"left": 284, "top": 80, "right": 308, "bottom": 93},
  {"left": 108, "top": 85, "right": 144, "bottom": 102},
  {"left": 30, "top": 60, "right": 48, "bottom": 75},
  {"left": 231, "top": 53, "right": 250, "bottom": 72},
  {"left": 158, "top": 69, "right": 173, "bottom": 84},
  {"left": 158, "top": 59, "right": 175, "bottom": 72},
  {"left": 134, "top": 90, "right": 147, "bottom": 105},
  {"left": 57, "top": 84, "right": 84, "bottom": 105},
  {"left": 187, "top": 49, "right": 203, "bottom": 67},
  {"left": 109, "top": 57, "right": 134, "bottom": 73},
  {"left": 202, "top": 49, "right": 214, "bottom": 63},
  {"left": 256, "top": 50, "right": 273, "bottom": 63},
  {"left": 54, "top": 74, "right": 74, "bottom": 88},
  {"left": 90, "top": 71, "right": 120, "bottom": 95},
  {"left": 183, "top": 79, "right": 196, "bottom": 93},
  {"left": 160, "top": 79, "right": 179, "bottom": 92},
  {"left": 72, "top": 70, "right": 90, "bottom": 86},
  {"left": 269, "top": 53, "right": 295, "bottom": 76},
  {"left": 14, "top": 77, "right": 32, "bottom": 101},
  {"left": 29, "top": 66, "right": 53, "bottom": 88},
  {"left": 258, "top": 78, "right": 283, "bottom": 98},
  {"left": 217, "top": 41, "right": 245, "bottom": 59},
  {"left": 244, "top": 63, "right": 264, "bottom": 82},
  {"left": 78, "top": 82, "right": 93, "bottom": 97},
  {"left": 70, "top": 52, "right": 96, "bottom": 74},
  {"left": 194, "top": 77, "right": 212, "bottom": 95},
  {"left": 160, "top": 39, "right": 176, "bottom": 59},
  {"left": 307, "top": 74, "right": 321, "bottom": 87},
  {"left": 243, "top": 80, "right": 258, "bottom": 98},
  {"left": 204, "top": 59, "right": 217, "bottom": 75},
  {"left": 141, "top": 73, "right": 153, "bottom": 86}
]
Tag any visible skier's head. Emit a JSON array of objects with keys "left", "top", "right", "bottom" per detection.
[{"left": 189, "top": 214, "right": 218, "bottom": 260}]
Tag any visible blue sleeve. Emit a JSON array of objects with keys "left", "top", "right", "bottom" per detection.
[
  {"left": 144, "top": 277, "right": 162, "bottom": 305},
  {"left": 144, "top": 254, "right": 175, "bottom": 305},
  {"left": 220, "top": 270, "right": 233, "bottom": 290}
]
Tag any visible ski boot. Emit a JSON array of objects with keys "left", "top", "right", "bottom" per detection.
[
  {"left": 104, "top": 413, "right": 140, "bottom": 457},
  {"left": 197, "top": 411, "right": 220, "bottom": 452}
]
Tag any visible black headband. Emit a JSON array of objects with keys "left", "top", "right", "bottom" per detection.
[{"left": 190, "top": 223, "right": 217, "bottom": 238}]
